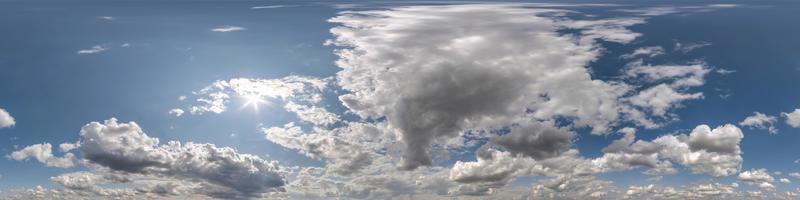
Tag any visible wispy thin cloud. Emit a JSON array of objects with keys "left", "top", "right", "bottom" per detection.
[
  {"left": 76, "top": 45, "right": 108, "bottom": 55},
  {"left": 98, "top": 16, "right": 115, "bottom": 20},
  {"left": 251, "top": 5, "right": 292, "bottom": 9},
  {"left": 210, "top": 26, "right": 246, "bottom": 32}
]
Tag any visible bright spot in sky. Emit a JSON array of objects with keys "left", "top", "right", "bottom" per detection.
[{"left": 241, "top": 94, "right": 267, "bottom": 112}]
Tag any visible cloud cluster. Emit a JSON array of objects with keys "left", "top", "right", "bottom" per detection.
[
  {"left": 6, "top": 3, "right": 754, "bottom": 199},
  {"left": 738, "top": 168, "right": 776, "bottom": 190},
  {"left": 8, "top": 118, "right": 287, "bottom": 198},
  {"left": 325, "top": 4, "right": 708, "bottom": 170}
]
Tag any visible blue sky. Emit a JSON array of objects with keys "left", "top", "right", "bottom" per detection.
[{"left": 1, "top": 1, "right": 800, "bottom": 199}]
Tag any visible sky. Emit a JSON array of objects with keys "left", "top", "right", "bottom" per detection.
[{"left": 1, "top": 0, "right": 800, "bottom": 199}]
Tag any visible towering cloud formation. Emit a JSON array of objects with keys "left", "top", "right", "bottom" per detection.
[{"left": 327, "top": 4, "right": 641, "bottom": 170}]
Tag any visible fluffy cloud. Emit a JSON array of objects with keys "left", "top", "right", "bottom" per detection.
[
  {"left": 739, "top": 112, "right": 778, "bottom": 133},
  {"left": 168, "top": 108, "right": 184, "bottom": 117},
  {"left": 657, "top": 124, "right": 743, "bottom": 176},
  {"left": 739, "top": 168, "right": 776, "bottom": 191},
  {"left": 0, "top": 106, "right": 14, "bottom": 128},
  {"left": 327, "top": 4, "right": 656, "bottom": 170},
  {"left": 593, "top": 124, "right": 744, "bottom": 177},
  {"left": 781, "top": 108, "right": 800, "bottom": 128},
  {"left": 156, "top": 3, "right": 739, "bottom": 199},
  {"left": 8, "top": 143, "right": 77, "bottom": 168},
  {"left": 626, "top": 84, "right": 703, "bottom": 117},
  {"left": 9, "top": 118, "right": 288, "bottom": 198},
  {"left": 77, "top": 118, "right": 286, "bottom": 197}
]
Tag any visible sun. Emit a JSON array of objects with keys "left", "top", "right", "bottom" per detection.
[{"left": 241, "top": 94, "right": 266, "bottom": 112}]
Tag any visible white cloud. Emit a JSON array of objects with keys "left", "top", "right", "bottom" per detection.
[
  {"left": 594, "top": 124, "right": 744, "bottom": 177},
  {"left": 789, "top": 172, "right": 800, "bottom": 179},
  {"left": 739, "top": 168, "right": 776, "bottom": 191},
  {"left": 626, "top": 84, "right": 703, "bottom": 116},
  {"left": 77, "top": 45, "right": 108, "bottom": 54},
  {"left": 327, "top": 4, "right": 654, "bottom": 170},
  {"left": 781, "top": 108, "right": 800, "bottom": 128},
  {"left": 620, "top": 46, "right": 665, "bottom": 59},
  {"left": 76, "top": 118, "right": 287, "bottom": 197},
  {"left": 8, "top": 143, "right": 77, "bottom": 168},
  {"left": 675, "top": 41, "right": 711, "bottom": 53},
  {"left": 98, "top": 16, "right": 115, "bottom": 20},
  {"left": 739, "top": 112, "right": 778, "bottom": 133},
  {"left": 168, "top": 108, "right": 184, "bottom": 117},
  {"left": 159, "top": 4, "right": 747, "bottom": 199},
  {"left": 210, "top": 26, "right": 246, "bottom": 32},
  {"left": 0, "top": 106, "right": 15, "bottom": 128}
]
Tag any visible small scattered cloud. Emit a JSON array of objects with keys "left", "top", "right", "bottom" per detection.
[
  {"left": 168, "top": 108, "right": 184, "bottom": 117},
  {"left": 739, "top": 112, "right": 778, "bottom": 134},
  {"left": 98, "top": 16, "right": 115, "bottom": 20},
  {"left": 0, "top": 107, "right": 15, "bottom": 128},
  {"left": 211, "top": 26, "right": 246, "bottom": 32},
  {"left": 77, "top": 45, "right": 108, "bottom": 55},
  {"left": 674, "top": 41, "right": 711, "bottom": 53},
  {"left": 716, "top": 68, "right": 736, "bottom": 75}
]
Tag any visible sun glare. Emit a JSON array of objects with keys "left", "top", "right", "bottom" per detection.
[{"left": 241, "top": 94, "right": 266, "bottom": 112}]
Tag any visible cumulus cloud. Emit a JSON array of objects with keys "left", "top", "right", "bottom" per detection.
[
  {"left": 594, "top": 124, "right": 744, "bottom": 177},
  {"left": 210, "top": 26, "right": 246, "bottom": 32},
  {"left": 162, "top": 3, "right": 741, "bottom": 199},
  {"left": 739, "top": 168, "right": 776, "bottom": 190},
  {"left": 8, "top": 143, "right": 77, "bottom": 168},
  {"left": 739, "top": 112, "right": 778, "bottom": 133},
  {"left": 0, "top": 106, "right": 15, "bottom": 128},
  {"left": 491, "top": 120, "right": 575, "bottom": 160},
  {"left": 781, "top": 108, "right": 800, "bottom": 128},
  {"left": 327, "top": 4, "right": 655, "bottom": 170},
  {"left": 77, "top": 118, "right": 286, "bottom": 197},
  {"left": 77, "top": 45, "right": 108, "bottom": 54}
]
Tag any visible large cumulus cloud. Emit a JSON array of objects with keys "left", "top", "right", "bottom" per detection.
[{"left": 327, "top": 4, "right": 651, "bottom": 170}]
